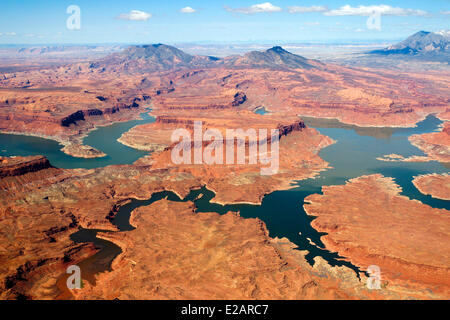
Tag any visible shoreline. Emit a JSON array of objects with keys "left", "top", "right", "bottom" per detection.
[
  {"left": 298, "top": 113, "right": 432, "bottom": 129},
  {"left": 0, "top": 108, "right": 154, "bottom": 159}
]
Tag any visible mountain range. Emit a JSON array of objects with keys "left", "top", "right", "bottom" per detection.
[{"left": 90, "top": 43, "right": 319, "bottom": 73}]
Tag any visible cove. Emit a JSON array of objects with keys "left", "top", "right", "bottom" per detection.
[
  {"left": 300, "top": 115, "right": 449, "bottom": 210},
  {"left": 0, "top": 110, "right": 155, "bottom": 169}
]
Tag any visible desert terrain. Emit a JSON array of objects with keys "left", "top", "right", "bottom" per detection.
[{"left": 0, "top": 40, "right": 449, "bottom": 300}]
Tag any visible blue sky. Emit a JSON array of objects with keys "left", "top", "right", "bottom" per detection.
[{"left": 0, "top": 1, "right": 448, "bottom": 44}]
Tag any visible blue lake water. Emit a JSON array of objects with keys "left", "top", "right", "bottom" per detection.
[{"left": 254, "top": 107, "right": 269, "bottom": 115}]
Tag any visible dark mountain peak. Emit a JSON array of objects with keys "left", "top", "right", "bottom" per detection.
[
  {"left": 413, "top": 31, "right": 431, "bottom": 37},
  {"left": 240, "top": 46, "right": 315, "bottom": 69},
  {"left": 267, "top": 46, "right": 287, "bottom": 53}
]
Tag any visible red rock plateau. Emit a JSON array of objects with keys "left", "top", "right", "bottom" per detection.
[
  {"left": 412, "top": 173, "right": 450, "bottom": 200},
  {"left": 377, "top": 121, "right": 450, "bottom": 163},
  {"left": 304, "top": 174, "right": 450, "bottom": 299}
]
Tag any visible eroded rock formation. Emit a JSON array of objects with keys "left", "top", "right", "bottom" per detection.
[{"left": 304, "top": 174, "right": 450, "bottom": 299}]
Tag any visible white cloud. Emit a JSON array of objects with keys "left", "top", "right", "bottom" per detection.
[
  {"left": 116, "top": 10, "right": 152, "bottom": 21},
  {"left": 288, "top": 6, "right": 328, "bottom": 14},
  {"left": 180, "top": 6, "right": 196, "bottom": 13},
  {"left": 325, "top": 5, "right": 427, "bottom": 16},
  {"left": 441, "top": 11, "right": 450, "bottom": 15},
  {"left": 226, "top": 2, "right": 282, "bottom": 14},
  {"left": 304, "top": 22, "right": 320, "bottom": 26},
  {"left": 5, "top": 32, "right": 16, "bottom": 36}
]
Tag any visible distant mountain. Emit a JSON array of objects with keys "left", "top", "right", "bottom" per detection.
[
  {"left": 14, "top": 45, "right": 125, "bottom": 57},
  {"left": 119, "top": 44, "right": 194, "bottom": 63},
  {"left": 226, "top": 46, "right": 318, "bottom": 70},
  {"left": 368, "top": 31, "right": 450, "bottom": 62},
  {"left": 92, "top": 44, "right": 220, "bottom": 72},
  {"left": 90, "top": 44, "right": 321, "bottom": 73}
]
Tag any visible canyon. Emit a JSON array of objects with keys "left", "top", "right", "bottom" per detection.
[{"left": 0, "top": 42, "right": 449, "bottom": 300}]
